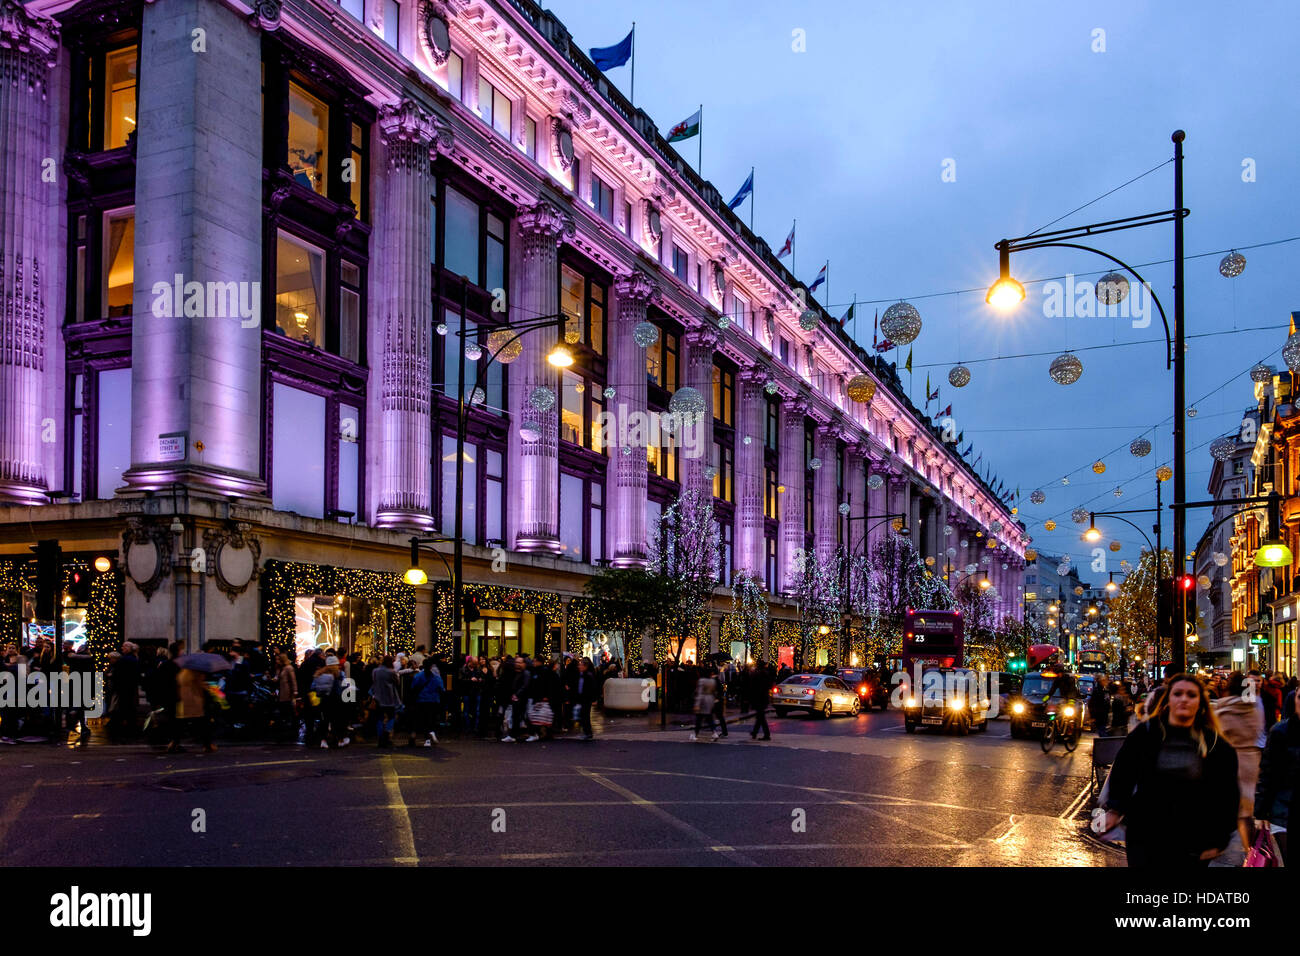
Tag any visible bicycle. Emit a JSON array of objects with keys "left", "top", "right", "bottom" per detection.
[{"left": 1039, "top": 698, "right": 1080, "bottom": 753}]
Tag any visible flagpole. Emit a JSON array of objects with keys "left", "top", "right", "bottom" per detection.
[
  {"left": 697, "top": 104, "right": 703, "bottom": 176},
  {"left": 851, "top": 293, "right": 857, "bottom": 341},
  {"left": 630, "top": 23, "right": 635, "bottom": 105},
  {"left": 748, "top": 166, "right": 754, "bottom": 233},
  {"left": 792, "top": 219, "right": 797, "bottom": 277}
]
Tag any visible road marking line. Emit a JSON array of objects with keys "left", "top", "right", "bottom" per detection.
[
  {"left": 382, "top": 756, "right": 419, "bottom": 866},
  {"left": 576, "top": 768, "right": 757, "bottom": 866},
  {"left": 1059, "top": 780, "right": 1094, "bottom": 820}
]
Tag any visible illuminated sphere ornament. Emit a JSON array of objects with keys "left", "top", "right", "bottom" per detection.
[
  {"left": 1113, "top": 487, "right": 1124, "bottom": 498},
  {"left": 527, "top": 386, "right": 555, "bottom": 412},
  {"left": 621, "top": 445, "right": 632, "bottom": 456},
  {"left": 743, "top": 436, "right": 752, "bottom": 445},
  {"left": 838, "top": 502, "right": 851, "bottom": 516},
  {"left": 470, "top": 387, "right": 486, "bottom": 406},
  {"left": 1074, "top": 586, "right": 1084, "bottom": 596},
  {"left": 632, "top": 320, "right": 660, "bottom": 348},
  {"left": 880, "top": 301, "right": 922, "bottom": 345},
  {"left": 799, "top": 309, "right": 820, "bottom": 331},
  {"left": 1095, "top": 272, "right": 1130, "bottom": 305},
  {"left": 1187, "top": 407, "right": 1198, "bottom": 418},
  {"left": 947, "top": 547, "right": 957, "bottom": 557},
  {"left": 518, "top": 422, "right": 541, "bottom": 442},
  {"left": 1213, "top": 551, "right": 1228, "bottom": 567},
  {"left": 604, "top": 386, "right": 616, "bottom": 399},
  {"left": 1049, "top": 352, "right": 1083, "bottom": 385},
  {"left": 1072, "top": 508, "right": 1089, "bottom": 524},
  {"left": 1092, "top": 460, "right": 1106, "bottom": 474},
  {"left": 926, "top": 556, "right": 936, "bottom": 566},
  {"left": 1283, "top": 332, "right": 1300, "bottom": 373},
  {"left": 847, "top": 374, "right": 877, "bottom": 403},
  {"left": 981, "top": 555, "right": 991, "bottom": 566},
  {"left": 1025, "top": 548, "right": 1038, "bottom": 561},
  {"left": 764, "top": 380, "right": 778, "bottom": 396},
  {"left": 961, "top": 539, "right": 969, "bottom": 549},
  {"left": 1109, "top": 541, "right": 1122, "bottom": 552},
  {"left": 943, "top": 525, "right": 953, "bottom": 536},
  {"left": 1030, "top": 489, "right": 1046, "bottom": 505},
  {"left": 1130, "top": 438, "right": 1152, "bottom": 458},
  {"left": 703, "top": 465, "right": 718, "bottom": 480},
  {"left": 574, "top": 381, "right": 584, "bottom": 394},
  {"left": 809, "top": 457, "right": 823, "bottom": 471},
  {"left": 1198, "top": 574, "right": 1212, "bottom": 590},
  {"left": 965, "top": 564, "right": 977, "bottom": 574},
  {"left": 1057, "top": 561, "right": 1071, "bottom": 576},
  {"left": 487, "top": 329, "right": 522, "bottom": 364},
  {"left": 464, "top": 341, "right": 483, "bottom": 361},
  {"left": 1218, "top": 250, "right": 1246, "bottom": 278},
  {"left": 867, "top": 474, "right": 884, "bottom": 490},
  {"left": 668, "top": 386, "right": 707, "bottom": 424},
  {"left": 717, "top": 315, "right": 732, "bottom": 331},
  {"left": 948, "top": 365, "right": 971, "bottom": 388},
  {"left": 564, "top": 324, "right": 581, "bottom": 345},
  {"left": 1250, "top": 362, "right": 1275, "bottom": 383},
  {"left": 1210, "top": 436, "right": 1236, "bottom": 461},
  {"left": 436, "top": 322, "right": 448, "bottom": 336},
  {"left": 1120, "top": 560, "right": 1131, "bottom": 571},
  {"left": 1157, "top": 465, "right": 1173, "bottom": 482},
  {"left": 1002, "top": 562, "right": 1009, "bottom": 570},
  {"left": 991, "top": 520, "right": 1002, "bottom": 534}
]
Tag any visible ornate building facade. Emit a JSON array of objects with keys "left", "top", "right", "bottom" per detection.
[{"left": 1, "top": 0, "right": 1025, "bottom": 665}]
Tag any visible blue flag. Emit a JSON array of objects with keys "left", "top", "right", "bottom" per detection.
[
  {"left": 590, "top": 29, "right": 633, "bottom": 71},
  {"left": 727, "top": 169, "right": 753, "bottom": 210}
]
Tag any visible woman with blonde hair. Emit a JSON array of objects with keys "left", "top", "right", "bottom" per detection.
[{"left": 1099, "top": 674, "right": 1240, "bottom": 867}]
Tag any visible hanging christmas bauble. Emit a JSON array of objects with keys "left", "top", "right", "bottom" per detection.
[
  {"left": 765, "top": 380, "right": 778, "bottom": 396},
  {"left": 564, "top": 322, "right": 581, "bottom": 345},
  {"left": 717, "top": 315, "right": 732, "bottom": 331},
  {"left": 632, "top": 320, "right": 660, "bottom": 348},
  {"left": 1074, "top": 586, "right": 1084, "bottom": 596},
  {"left": 1030, "top": 489, "right": 1046, "bottom": 505},
  {"left": 1092, "top": 460, "right": 1106, "bottom": 474},
  {"left": 1002, "top": 562, "right": 1009, "bottom": 570},
  {"left": 1113, "top": 487, "right": 1123, "bottom": 498},
  {"left": 1024, "top": 548, "right": 1038, "bottom": 562},
  {"left": 809, "top": 458, "right": 823, "bottom": 471},
  {"left": 1044, "top": 520, "right": 1057, "bottom": 531},
  {"left": 1219, "top": 250, "right": 1246, "bottom": 278},
  {"left": 948, "top": 365, "right": 971, "bottom": 388},
  {"left": 1120, "top": 560, "right": 1131, "bottom": 571},
  {"left": 1012, "top": 507, "right": 1019, "bottom": 515},
  {"left": 960, "top": 539, "right": 969, "bottom": 548},
  {"left": 947, "top": 547, "right": 957, "bottom": 557},
  {"left": 1187, "top": 407, "right": 1198, "bottom": 418},
  {"left": 603, "top": 386, "right": 616, "bottom": 399},
  {"left": 867, "top": 474, "right": 884, "bottom": 490},
  {"left": 668, "top": 386, "right": 707, "bottom": 425},
  {"left": 1072, "top": 508, "right": 1089, "bottom": 524},
  {"left": 1198, "top": 574, "right": 1212, "bottom": 590},
  {"left": 518, "top": 422, "right": 541, "bottom": 442},
  {"left": 527, "top": 386, "right": 555, "bottom": 412},
  {"left": 1049, "top": 352, "right": 1083, "bottom": 385},
  {"left": 1210, "top": 436, "right": 1236, "bottom": 461},
  {"left": 1130, "top": 437, "right": 1152, "bottom": 458},
  {"left": 1213, "top": 551, "right": 1228, "bottom": 567},
  {"left": 1157, "top": 465, "right": 1173, "bottom": 481},
  {"left": 1250, "top": 362, "right": 1275, "bottom": 383},
  {"left": 743, "top": 436, "right": 752, "bottom": 445},
  {"left": 799, "top": 309, "right": 820, "bottom": 331},
  {"left": 464, "top": 341, "right": 483, "bottom": 361},
  {"left": 990, "top": 520, "right": 1002, "bottom": 533},
  {"left": 1095, "top": 272, "right": 1130, "bottom": 305},
  {"left": 880, "top": 301, "right": 923, "bottom": 345},
  {"left": 987, "top": 538, "right": 997, "bottom": 549},
  {"left": 838, "top": 503, "right": 851, "bottom": 516},
  {"left": 621, "top": 445, "right": 632, "bottom": 456},
  {"left": 981, "top": 555, "right": 991, "bottom": 566},
  {"left": 470, "top": 386, "right": 486, "bottom": 406},
  {"left": 965, "top": 564, "right": 978, "bottom": 574},
  {"left": 943, "top": 524, "right": 953, "bottom": 536},
  {"left": 574, "top": 381, "right": 585, "bottom": 394},
  {"left": 847, "top": 374, "right": 876, "bottom": 403},
  {"left": 487, "top": 329, "right": 522, "bottom": 364},
  {"left": 1284, "top": 333, "right": 1300, "bottom": 373},
  {"left": 1109, "top": 541, "right": 1122, "bottom": 552},
  {"left": 702, "top": 465, "right": 718, "bottom": 480},
  {"left": 436, "top": 322, "right": 448, "bottom": 336}
]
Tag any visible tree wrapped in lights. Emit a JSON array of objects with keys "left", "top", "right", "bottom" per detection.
[
  {"left": 1109, "top": 548, "right": 1173, "bottom": 675},
  {"left": 787, "top": 547, "right": 845, "bottom": 669},
  {"left": 728, "top": 569, "right": 768, "bottom": 663},
  {"left": 855, "top": 533, "right": 954, "bottom": 662},
  {"left": 647, "top": 488, "right": 720, "bottom": 662},
  {"left": 583, "top": 568, "right": 677, "bottom": 670}
]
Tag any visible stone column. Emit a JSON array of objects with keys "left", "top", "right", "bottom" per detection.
[
  {"left": 735, "top": 366, "right": 767, "bottom": 577},
  {"left": 508, "top": 200, "right": 573, "bottom": 554},
  {"left": 126, "top": 0, "right": 266, "bottom": 497},
  {"left": 778, "top": 397, "right": 808, "bottom": 592},
  {"left": 813, "top": 423, "right": 838, "bottom": 565},
  {"left": 609, "top": 270, "right": 656, "bottom": 567},
  {"left": 0, "top": 2, "right": 58, "bottom": 504},
  {"left": 909, "top": 481, "right": 923, "bottom": 553},
  {"left": 846, "top": 444, "right": 867, "bottom": 552},
  {"left": 374, "top": 100, "right": 437, "bottom": 529},
  {"left": 889, "top": 473, "right": 910, "bottom": 546},
  {"left": 680, "top": 325, "right": 719, "bottom": 500}
]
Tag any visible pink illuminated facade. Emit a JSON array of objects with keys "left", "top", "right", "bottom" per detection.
[{"left": 1, "top": 0, "right": 1025, "bottom": 662}]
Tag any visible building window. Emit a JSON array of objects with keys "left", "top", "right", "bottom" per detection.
[
  {"left": 672, "top": 244, "right": 689, "bottom": 282},
  {"left": 101, "top": 208, "right": 134, "bottom": 319},
  {"left": 732, "top": 293, "right": 751, "bottom": 334},
  {"left": 337, "top": 403, "right": 360, "bottom": 518},
  {"left": 485, "top": 448, "right": 504, "bottom": 545},
  {"left": 524, "top": 115, "right": 538, "bottom": 161},
  {"left": 445, "top": 51, "right": 463, "bottom": 99},
  {"left": 712, "top": 443, "right": 734, "bottom": 502},
  {"left": 274, "top": 231, "right": 327, "bottom": 348},
  {"left": 441, "top": 434, "right": 478, "bottom": 545},
  {"left": 559, "top": 264, "right": 606, "bottom": 355},
  {"left": 648, "top": 433, "right": 677, "bottom": 482},
  {"left": 439, "top": 185, "right": 507, "bottom": 292},
  {"left": 765, "top": 467, "right": 779, "bottom": 519},
  {"left": 766, "top": 399, "right": 779, "bottom": 449},
  {"left": 272, "top": 382, "right": 327, "bottom": 518},
  {"left": 559, "top": 472, "right": 584, "bottom": 561},
  {"left": 339, "top": 261, "right": 362, "bottom": 364},
  {"left": 288, "top": 81, "right": 329, "bottom": 196},
  {"left": 590, "top": 480, "right": 604, "bottom": 565},
  {"left": 476, "top": 75, "right": 512, "bottom": 138},
  {"left": 348, "top": 122, "right": 366, "bottom": 218},
  {"left": 766, "top": 536, "right": 778, "bottom": 592},
  {"left": 804, "top": 483, "right": 814, "bottom": 535},
  {"left": 779, "top": 336, "right": 791, "bottom": 365},
  {"left": 646, "top": 326, "right": 678, "bottom": 390},
  {"left": 590, "top": 173, "right": 614, "bottom": 222},
  {"left": 712, "top": 365, "right": 734, "bottom": 426},
  {"left": 102, "top": 45, "right": 138, "bottom": 150},
  {"left": 96, "top": 367, "right": 131, "bottom": 500},
  {"left": 719, "top": 521, "right": 733, "bottom": 586},
  {"left": 68, "top": 374, "right": 84, "bottom": 499},
  {"left": 383, "top": 0, "right": 403, "bottom": 53},
  {"left": 622, "top": 200, "right": 632, "bottom": 237},
  {"left": 339, "top": 0, "right": 364, "bottom": 19}
]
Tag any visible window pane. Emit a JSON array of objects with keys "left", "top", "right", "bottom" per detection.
[
  {"left": 446, "top": 52, "right": 463, "bottom": 99},
  {"left": 591, "top": 500, "right": 603, "bottom": 565},
  {"left": 485, "top": 219, "right": 505, "bottom": 292},
  {"left": 560, "top": 266, "right": 583, "bottom": 345},
  {"left": 103, "top": 46, "right": 137, "bottom": 149},
  {"left": 341, "top": 0, "right": 364, "bottom": 18},
  {"left": 349, "top": 123, "right": 364, "bottom": 216},
  {"left": 589, "top": 296, "right": 604, "bottom": 354},
  {"left": 443, "top": 311, "right": 477, "bottom": 398},
  {"left": 442, "top": 435, "right": 477, "bottom": 545},
  {"left": 383, "top": 0, "right": 401, "bottom": 49},
  {"left": 560, "top": 371, "right": 582, "bottom": 445},
  {"left": 102, "top": 210, "right": 134, "bottom": 318},
  {"left": 493, "top": 88, "right": 511, "bottom": 137},
  {"left": 525, "top": 116, "right": 537, "bottom": 160},
  {"left": 338, "top": 404, "right": 359, "bottom": 518},
  {"left": 340, "top": 288, "right": 360, "bottom": 363},
  {"left": 486, "top": 476, "right": 503, "bottom": 544},
  {"left": 275, "top": 232, "right": 326, "bottom": 347},
  {"left": 96, "top": 367, "right": 131, "bottom": 499},
  {"left": 288, "top": 82, "right": 329, "bottom": 195},
  {"left": 559, "top": 473, "right": 583, "bottom": 560},
  {"left": 444, "top": 187, "right": 480, "bottom": 281},
  {"left": 272, "top": 383, "right": 325, "bottom": 518}
]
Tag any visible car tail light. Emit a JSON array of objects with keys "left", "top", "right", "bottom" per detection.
[
  {"left": 858, "top": 685, "right": 868, "bottom": 696},
  {"left": 803, "top": 688, "right": 815, "bottom": 697}
]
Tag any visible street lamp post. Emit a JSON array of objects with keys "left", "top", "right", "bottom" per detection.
[{"left": 988, "top": 130, "right": 1189, "bottom": 669}]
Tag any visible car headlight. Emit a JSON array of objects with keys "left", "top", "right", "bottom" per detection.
[
  {"left": 1012, "top": 702, "right": 1025, "bottom": 714},
  {"left": 948, "top": 697, "right": 966, "bottom": 710},
  {"left": 1062, "top": 705, "right": 1076, "bottom": 718},
  {"left": 906, "top": 697, "right": 918, "bottom": 708}
]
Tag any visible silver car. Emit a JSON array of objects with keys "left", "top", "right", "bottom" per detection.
[{"left": 771, "top": 674, "right": 861, "bottom": 718}]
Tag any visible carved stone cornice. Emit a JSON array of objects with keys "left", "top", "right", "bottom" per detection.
[
  {"left": 614, "top": 269, "right": 658, "bottom": 304},
  {"left": 378, "top": 99, "right": 442, "bottom": 170},
  {"left": 683, "top": 324, "right": 721, "bottom": 352},
  {"left": 0, "top": 0, "right": 59, "bottom": 94},
  {"left": 517, "top": 199, "right": 574, "bottom": 242},
  {"left": 249, "top": 0, "right": 282, "bottom": 32}
]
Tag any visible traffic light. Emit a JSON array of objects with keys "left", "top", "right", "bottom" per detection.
[
  {"left": 463, "top": 593, "right": 480, "bottom": 623},
  {"left": 67, "top": 567, "right": 92, "bottom": 604},
  {"left": 33, "top": 539, "right": 61, "bottom": 621},
  {"left": 1178, "top": 574, "right": 1197, "bottom": 630}
]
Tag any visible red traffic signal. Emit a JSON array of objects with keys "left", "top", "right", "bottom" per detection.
[{"left": 1179, "top": 574, "right": 1195, "bottom": 591}]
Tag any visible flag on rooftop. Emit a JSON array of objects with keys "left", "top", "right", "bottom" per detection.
[
  {"left": 589, "top": 28, "right": 633, "bottom": 70},
  {"left": 666, "top": 108, "right": 701, "bottom": 142}
]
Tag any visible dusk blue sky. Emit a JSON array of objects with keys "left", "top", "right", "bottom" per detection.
[{"left": 553, "top": 0, "right": 1300, "bottom": 578}]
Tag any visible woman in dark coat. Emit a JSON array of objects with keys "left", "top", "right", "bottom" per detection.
[
  {"left": 1255, "top": 690, "right": 1299, "bottom": 863},
  {"left": 1100, "top": 674, "right": 1239, "bottom": 867}
]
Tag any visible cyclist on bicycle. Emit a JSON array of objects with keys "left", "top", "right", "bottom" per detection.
[{"left": 1046, "top": 671, "right": 1079, "bottom": 703}]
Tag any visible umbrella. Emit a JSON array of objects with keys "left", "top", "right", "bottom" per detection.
[
  {"left": 175, "top": 652, "right": 232, "bottom": 673},
  {"left": 705, "top": 652, "right": 733, "bottom": 663}
]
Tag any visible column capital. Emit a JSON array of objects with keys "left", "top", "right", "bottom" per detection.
[
  {"left": 517, "top": 199, "right": 575, "bottom": 242},
  {"left": 683, "top": 324, "right": 721, "bottom": 351},
  {"left": 0, "top": 0, "right": 60, "bottom": 87},
  {"left": 739, "top": 363, "right": 770, "bottom": 385},
  {"left": 614, "top": 269, "right": 658, "bottom": 304},
  {"left": 378, "top": 99, "right": 447, "bottom": 167}
]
